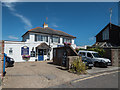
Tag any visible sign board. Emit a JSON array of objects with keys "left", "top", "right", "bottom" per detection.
[
  {"left": 21, "top": 46, "right": 29, "bottom": 55},
  {"left": 57, "top": 45, "right": 64, "bottom": 47},
  {"left": 31, "top": 51, "right": 35, "bottom": 57}
]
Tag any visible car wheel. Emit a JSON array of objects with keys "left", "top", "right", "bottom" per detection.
[
  {"left": 88, "top": 67, "right": 92, "bottom": 69},
  {"left": 5, "top": 62, "right": 9, "bottom": 68},
  {"left": 94, "top": 62, "right": 99, "bottom": 67},
  {"left": 103, "top": 63, "right": 107, "bottom": 68}
]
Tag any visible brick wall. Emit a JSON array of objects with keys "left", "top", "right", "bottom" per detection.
[
  {"left": 67, "top": 56, "right": 80, "bottom": 70},
  {"left": 103, "top": 48, "right": 120, "bottom": 67}
]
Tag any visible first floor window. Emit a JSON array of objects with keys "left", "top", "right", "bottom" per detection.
[
  {"left": 35, "top": 34, "right": 48, "bottom": 42},
  {"left": 63, "top": 38, "right": 72, "bottom": 43},
  {"left": 102, "top": 27, "right": 109, "bottom": 40},
  {"left": 52, "top": 37, "right": 60, "bottom": 43}
]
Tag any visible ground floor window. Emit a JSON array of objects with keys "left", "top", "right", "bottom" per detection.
[
  {"left": 43, "top": 49, "right": 47, "bottom": 55},
  {"left": 9, "top": 48, "right": 13, "bottom": 55}
]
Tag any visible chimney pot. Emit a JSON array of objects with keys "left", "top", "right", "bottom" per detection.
[{"left": 43, "top": 22, "right": 48, "bottom": 28}]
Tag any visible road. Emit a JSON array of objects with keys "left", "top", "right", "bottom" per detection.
[{"left": 51, "top": 71, "right": 119, "bottom": 88}]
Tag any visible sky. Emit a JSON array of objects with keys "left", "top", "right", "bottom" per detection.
[{"left": 2, "top": 2, "right": 118, "bottom": 46}]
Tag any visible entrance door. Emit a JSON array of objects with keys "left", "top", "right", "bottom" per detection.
[{"left": 38, "top": 49, "right": 44, "bottom": 61}]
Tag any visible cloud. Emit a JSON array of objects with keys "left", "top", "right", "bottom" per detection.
[
  {"left": 89, "top": 36, "right": 95, "bottom": 41},
  {"left": 2, "top": 2, "right": 16, "bottom": 11},
  {"left": 51, "top": 23, "right": 59, "bottom": 28},
  {"left": 1, "top": 0, "right": 20, "bottom": 3},
  {"left": 2, "top": 2, "right": 32, "bottom": 30},
  {"left": 52, "top": 24, "right": 59, "bottom": 28},
  {"left": 8, "top": 35, "right": 19, "bottom": 40},
  {"left": 13, "top": 13, "right": 32, "bottom": 29}
]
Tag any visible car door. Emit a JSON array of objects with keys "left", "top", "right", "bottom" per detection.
[{"left": 86, "top": 52, "right": 94, "bottom": 63}]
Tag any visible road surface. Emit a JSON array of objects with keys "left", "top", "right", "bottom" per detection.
[{"left": 51, "top": 71, "right": 119, "bottom": 88}]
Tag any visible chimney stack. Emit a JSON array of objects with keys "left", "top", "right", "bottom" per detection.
[{"left": 43, "top": 22, "right": 48, "bottom": 28}]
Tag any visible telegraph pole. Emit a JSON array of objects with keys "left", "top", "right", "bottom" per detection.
[
  {"left": 1, "top": 40, "right": 4, "bottom": 81},
  {"left": 110, "top": 8, "right": 112, "bottom": 28}
]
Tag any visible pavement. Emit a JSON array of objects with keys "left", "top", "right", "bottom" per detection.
[
  {"left": 1, "top": 61, "right": 120, "bottom": 88},
  {"left": 87, "top": 66, "right": 120, "bottom": 75}
]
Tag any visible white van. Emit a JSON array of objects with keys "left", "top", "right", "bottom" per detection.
[{"left": 78, "top": 50, "right": 111, "bottom": 67}]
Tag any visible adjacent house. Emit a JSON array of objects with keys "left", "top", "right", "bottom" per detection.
[
  {"left": 93, "top": 23, "right": 120, "bottom": 47},
  {"left": 92, "top": 23, "right": 120, "bottom": 66},
  {"left": 4, "top": 23, "right": 76, "bottom": 62}
]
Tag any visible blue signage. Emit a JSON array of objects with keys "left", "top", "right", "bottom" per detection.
[
  {"left": 21, "top": 46, "right": 29, "bottom": 55},
  {"left": 57, "top": 45, "right": 64, "bottom": 47}
]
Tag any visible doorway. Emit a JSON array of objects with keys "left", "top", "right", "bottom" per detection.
[{"left": 38, "top": 49, "right": 44, "bottom": 61}]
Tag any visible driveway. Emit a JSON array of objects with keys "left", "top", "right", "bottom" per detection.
[
  {"left": 2, "top": 61, "right": 87, "bottom": 88},
  {"left": 2, "top": 61, "right": 119, "bottom": 88}
]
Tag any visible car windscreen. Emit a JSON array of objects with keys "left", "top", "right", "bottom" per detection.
[{"left": 92, "top": 53, "right": 101, "bottom": 58}]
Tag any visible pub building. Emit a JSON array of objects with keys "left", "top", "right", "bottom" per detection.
[{"left": 4, "top": 23, "right": 76, "bottom": 62}]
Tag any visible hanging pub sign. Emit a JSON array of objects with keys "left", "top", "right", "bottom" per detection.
[{"left": 21, "top": 46, "right": 29, "bottom": 55}]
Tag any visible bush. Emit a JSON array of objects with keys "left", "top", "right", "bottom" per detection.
[
  {"left": 70, "top": 57, "right": 87, "bottom": 74},
  {"left": 87, "top": 48, "right": 105, "bottom": 57},
  {"left": 75, "top": 47, "right": 105, "bottom": 57},
  {"left": 75, "top": 48, "right": 86, "bottom": 53}
]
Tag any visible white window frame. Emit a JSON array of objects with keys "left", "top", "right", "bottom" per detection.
[
  {"left": 36, "top": 34, "right": 48, "bottom": 42},
  {"left": 52, "top": 37, "right": 60, "bottom": 43},
  {"left": 63, "top": 38, "right": 72, "bottom": 43},
  {"left": 9, "top": 48, "right": 13, "bottom": 55}
]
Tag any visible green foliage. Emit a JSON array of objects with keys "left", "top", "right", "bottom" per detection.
[
  {"left": 70, "top": 57, "right": 87, "bottom": 74},
  {"left": 75, "top": 48, "right": 86, "bottom": 53},
  {"left": 75, "top": 47, "right": 105, "bottom": 57},
  {"left": 87, "top": 48, "right": 105, "bottom": 57}
]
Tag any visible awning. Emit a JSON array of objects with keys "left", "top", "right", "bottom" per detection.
[{"left": 36, "top": 43, "right": 51, "bottom": 49}]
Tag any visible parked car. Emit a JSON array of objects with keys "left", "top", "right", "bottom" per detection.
[
  {"left": 82, "top": 57, "right": 93, "bottom": 69},
  {"left": 78, "top": 50, "right": 111, "bottom": 67},
  {"left": 5, "top": 56, "right": 14, "bottom": 68}
]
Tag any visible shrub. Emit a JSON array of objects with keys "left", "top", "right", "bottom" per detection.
[
  {"left": 87, "top": 48, "right": 105, "bottom": 57},
  {"left": 75, "top": 48, "right": 86, "bottom": 53},
  {"left": 75, "top": 47, "right": 105, "bottom": 57},
  {"left": 70, "top": 57, "right": 87, "bottom": 74}
]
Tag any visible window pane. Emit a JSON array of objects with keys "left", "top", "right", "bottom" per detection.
[
  {"left": 9, "top": 48, "right": 13, "bottom": 55},
  {"left": 36, "top": 35, "right": 48, "bottom": 42},
  {"left": 63, "top": 38, "right": 71, "bottom": 43},
  {"left": 53, "top": 37, "right": 59, "bottom": 43},
  {"left": 87, "top": 53, "right": 92, "bottom": 58}
]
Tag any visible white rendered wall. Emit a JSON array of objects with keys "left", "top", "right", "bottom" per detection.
[{"left": 4, "top": 33, "right": 76, "bottom": 62}]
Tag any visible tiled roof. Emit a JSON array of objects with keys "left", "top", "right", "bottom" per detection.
[{"left": 22, "top": 27, "right": 76, "bottom": 38}]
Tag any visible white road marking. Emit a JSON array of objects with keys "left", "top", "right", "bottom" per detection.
[{"left": 73, "top": 70, "right": 119, "bottom": 83}]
